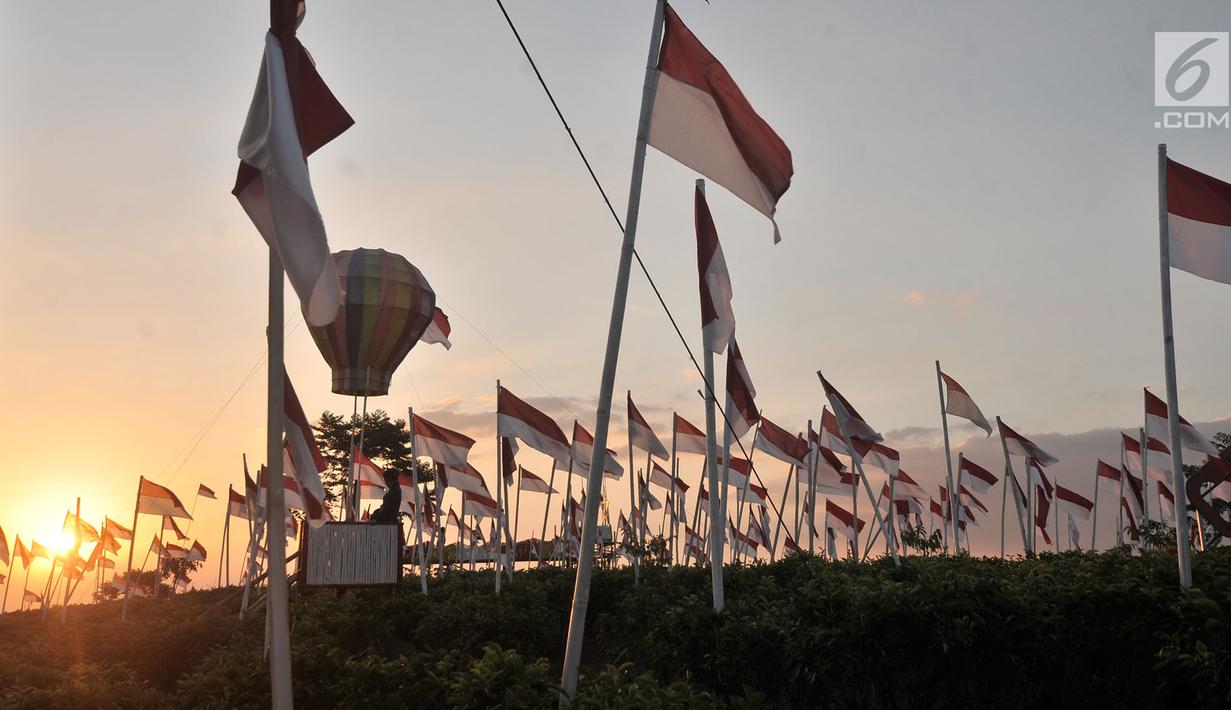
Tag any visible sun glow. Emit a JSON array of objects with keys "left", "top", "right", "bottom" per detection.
[{"left": 52, "top": 528, "right": 78, "bottom": 556}]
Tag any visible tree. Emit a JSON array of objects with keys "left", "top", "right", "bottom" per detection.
[
  {"left": 899, "top": 523, "right": 944, "bottom": 556},
  {"left": 313, "top": 410, "right": 415, "bottom": 502},
  {"left": 92, "top": 557, "right": 204, "bottom": 601}
]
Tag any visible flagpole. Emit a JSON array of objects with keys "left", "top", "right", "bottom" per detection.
[
  {"left": 670, "top": 418, "right": 678, "bottom": 564},
  {"left": 732, "top": 419, "right": 763, "bottom": 564},
  {"left": 771, "top": 465, "right": 795, "bottom": 555},
  {"left": 539, "top": 458, "right": 559, "bottom": 566},
  {"left": 407, "top": 406, "right": 428, "bottom": 594},
  {"left": 121, "top": 477, "right": 143, "bottom": 621},
  {"left": 264, "top": 250, "right": 294, "bottom": 709},
  {"left": 695, "top": 182, "right": 727, "bottom": 609},
  {"left": 808, "top": 418, "right": 818, "bottom": 554},
  {"left": 1139, "top": 428, "right": 1152, "bottom": 536},
  {"left": 434, "top": 463, "right": 446, "bottom": 573},
  {"left": 1157, "top": 143, "right": 1193, "bottom": 587},
  {"left": 494, "top": 380, "right": 505, "bottom": 594},
  {"left": 514, "top": 465, "right": 524, "bottom": 573},
  {"left": 995, "top": 418, "right": 1028, "bottom": 556},
  {"left": 935, "top": 362, "right": 962, "bottom": 554},
  {"left": 559, "top": 0, "right": 666, "bottom": 697}
]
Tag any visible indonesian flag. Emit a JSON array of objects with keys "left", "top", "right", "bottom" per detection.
[
  {"left": 724, "top": 339, "right": 759, "bottom": 439},
  {"left": 1008, "top": 471, "right": 1029, "bottom": 530},
  {"left": 782, "top": 533, "right": 799, "bottom": 554},
  {"left": 1123, "top": 432, "right": 1173, "bottom": 483},
  {"left": 420, "top": 307, "right": 452, "bottom": 349},
  {"left": 187, "top": 540, "right": 208, "bottom": 562},
  {"left": 162, "top": 516, "right": 189, "bottom": 541},
  {"left": 640, "top": 476, "right": 663, "bottom": 512},
  {"left": 930, "top": 498, "right": 945, "bottom": 518},
  {"left": 497, "top": 386, "right": 570, "bottom": 463},
  {"left": 1165, "top": 157, "right": 1231, "bottom": 285},
  {"left": 728, "top": 519, "right": 759, "bottom": 557},
  {"left": 685, "top": 525, "right": 706, "bottom": 549},
  {"left": 443, "top": 464, "right": 491, "bottom": 496},
  {"left": 1157, "top": 481, "right": 1176, "bottom": 523},
  {"left": 747, "top": 512, "right": 768, "bottom": 546},
  {"left": 14, "top": 537, "right": 32, "bottom": 568},
  {"left": 998, "top": 420, "right": 1058, "bottom": 466},
  {"left": 673, "top": 413, "right": 708, "bottom": 456},
  {"left": 97, "top": 557, "right": 116, "bottom": 570},
  {"left": 815, "top": 471, "right": 860, "bottom": 496},
  {"left": 695, "top": 184, "right": 735, "bottom": 353},
  {"left": 501, "top": 437, "right": 518, "bottom": 488},
  {"left": 825, "top": 500, "right": 865, "bottom": 543},
  {"left": 739, "top": 482, "right": 769, "bottom": 508},
  {"left": 699, "top": 483, "right": 710, "bottom": 503},
  {"left": 825, "top": 526, "right": 840, "bottom": 559},
  {"left": 63, "top": 512, "right": 100, "bottom": 543},
  {"left": 960, "top": 457, "right": 997, "bottom": 495},
  {"left": 1067, "top": 513, "right": 1082, "bottom": 549},
  {"left": 892, "top": 470, "right": 929, "bottom": 501},
  {"left": 819, "top": 407, "right": 852, "bottom": 455},
  {"left": 148, "top": 537, "right": 166, "bottom": 558},
  {"left": 570, "top": 421, "right": 625, "bottom": 480},
  {"left": 462, "top": 491, "right": 499, "bottom": 519},
  {"left": 23, "top": 590, "right": 42, "bottom": 605},
  {"left": 852, "top": 438, "right": 899, "bottom": 479},
  {"left": 648, "top": 461, "right": 675, "bottom": 490},
  {"left": 1121, "top": 498, "right": 1140, "bottom": 543},
  {"left": 164, "top": 543, "right": 189, "bottom": 560},
  {"left": 0, "top": 527, "right": 7, "bottom": 567},
  {"left": 232, "top": 0, "right": 351, "bottom": 327},
  {"left": 1123, "top": 469, "right": 1146, "bottom": 520},
  {"left": 245, "top": 458, "right": 262, "bottom": 521},
  {"left": 648, "top": 4, "right": 793, "bottom": 242},
  {"left": 939, "top": 371, "right": 992, "bottom": 436},
  {"left": 818, "top": 375, "right": 881, "bottom": 443},
  {"left": 197, "top": 484, "right": 217, "bottom": 500},
  {"left": 282, "top": 371, "right": 330, "bottom": 525},
  {"left": 1055, "top": 485, "right": 1094, "bottom": 520},
  {"left": 281, "top": 440, "right": 331, "bottom": 528},
  {"left": 518, "top": 468, "right": 557, "bottom": 494},
  {"left": 413, "top": 415, "right": 475, "bottom": 468},
  {"left": 99, "top": 518, "right": 131, "bottom": 544},
  {"left": 628, "top": 393, "right": 669, "bottom": 460},
  {"left": 959, "top": 485, "right": 989, "bottom": 515},
  {"left": 354, "top": 448, "right": 387, "bottom": 493},
  {"left": 1144, "top": 388, "right": 1216, "bottom": 455},
  {"left": 718, "top": 455, "right": 752, "bottom": 488},
  {"left": 806, "top": 427, "right": 847, "bottom": 479},
  {"left": 754, "top": 417, "right": 808, "bottom": 468},
  {"left": 137, "top": 479, "right": 192, "bottom": 519},
  {"left": 1033, "top": 486, "right": 1052, "bottom": 546},
  {"left": 228, "top": 488, "right": 250, "bottom": 520},
  {"left": 1096, "top": 460, "right": 1121, "bottom": 484}
]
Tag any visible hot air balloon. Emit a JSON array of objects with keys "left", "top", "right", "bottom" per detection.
[{"left": 308, "top": 248, "right": 435, "bottom": 396}]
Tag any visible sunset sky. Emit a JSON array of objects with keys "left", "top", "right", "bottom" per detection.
[{"left": 3, "top": 1, "right": 1230, "bottom": 592}]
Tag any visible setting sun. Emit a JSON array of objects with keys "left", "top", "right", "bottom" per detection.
[{"left": 52, "top": 528, "right": 77, "bottom": 557}]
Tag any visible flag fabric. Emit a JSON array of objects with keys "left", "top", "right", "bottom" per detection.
[
  {"left": 1055, "top": 485, "right": 1094, "bottom": 520},
  {"left": 137, "top": 479, "right": 192, "bottom": 519},
  {"left": 959, "top": 457, "right": 998, "bottom": 494},
  {"left": 852, "top": 438, "right": 900, "bottom": 478},
  {"left": 420, "top": 307, "right": 452, "bottom": 349},
  {"left": 232, "top": 1, "right": 352, "bottom": 327},
  {"left": 197, "top": 484, "right": 217, "bottom": 500},
  {"left": 62, "top": 512, "right": 100, "bottom": 543},
  {"left": 462, "top": 491, "right": 499, "bottom": 519},
  {"left": 1165, "top": 157, "right": 1231, "bottom": 285},
  {"left": 998, "top": 420, "right": 1058, "bottom": 466},
  {"left": 1123, "top": 469, "right": 1146, "bottom": 520},
  {"left": 1121, "top": 498, "right": 1140, "bottom": 543},
  {"left": 1067, "top": 513, "right": 1081, "bottom": 549},
  {"left": 283, "top": 372, "right": 330, "bottom": 526},
  {"left": 443, "top": 464, "right": 491, "bottom": 496},
  {"left": 718, "top": 455, "right": 752, "bottom": 489},
  {"left": 14, "top": 538, "right": 32, "bottom": 568},
  {"left": 959, "top": 485, "right": 989, "bottom": 515},
  {"left": 282, "top": 443, "right": 331, "bottom": 528},
  {"left": 571, "top": 421, "right": 625, "bottom": 480},
  {"left": 187, "top": 541, "right": 208, "bottom": 562},
  {"left": 738, "top": 482, "right": 769, "bottom": 508},
  {"left": 23, "top": 590, "right": 42, "bottom": 605},
  {"left": 162, "top": 516, "right": 190, "bottom": 541},
  {"left": 825, "top": 500, "right": 865, "bottom": 543},
  {"left": 1096, "top": 460, "right": 1121, "bottom": 483},
  {"left": 728, "top": 519, "right": 760, "bottom": 557},
  {"left": 1034, "top": 486, "right": 1053, "bottom": 546},
  {"left": 648, "top": 461, "right": 675, "bottom": 491},
  {"left": 694, "top": 184, "right": 736, "bottom": 352},
  {"left": 354, "top": 448, "right": 387, "bottom": 492},
  {"left": 814, "top": 471, "right": 860, "bottom": 496},
  {"left": 805, "top": 428, "right": 847, "bottom": 479},
  {"left": 825, "top": 526, "right": 839, "bottom": 559},
  {"left": 648, "top": 4, "right": 793, "bottom": 242},
  {"left": 939, "top": 372, "right": 992, "bottom": 435},
  {"left": 228, "top": 488, "right": 250, "bottom": 520},
  {"left": 628, "top": 394, "right": 669, "bottom": 460},
  {"left": 819, "top": 407, "right": 852, "bottom": 455},
  {"left": 930, "top": 498, "right": 945, "bottom": 518},
  {"left": 724, "top": 339, "right": 759, "bottom": 439},
  {"left": 819, "top": 375, "right": 881, "bottom": 443},
  {"left": 1008, "top": 471, "right": 1029, "bottom": 531},
  {"left": 673, "top": 413, "right": 708, "bottom": 455},
  {"left": 104, "top": 517, "right": 134, "bottom": 542},
  {"left": 892, "top": 470, "right": 929, "bottom": 501},
  {"left": 164, "top": 543, "right": 189, "bottom": 560},
  {"left": 0, "top": 527, "right": 7, "bottom": 567},
  {"left": 1144, "top": 388, "right": 1217, "bottom": 455},
  {"left": 640, "top": 476, "right": 663, "bottom": 512},
  {"left": 754, "top": 417, "right": 809, "bottom": 468},
  {"left": 1157, "top": 481, "right": 1176, "bottom": 523},
  {"left": 518, "top": 468, "right": 557, "bottom": 494},
  {"left": 497, "top": 386, "right": 570, "bottom": 463},
  {"left": 413, "top": 415, "right": 475, "bottom": 468},
  {"left": 1123, "top": 432, "right": 1173, "bottom": 483},
  {"left": 245, "top": 459, "right": 262, "bottom": 521}
]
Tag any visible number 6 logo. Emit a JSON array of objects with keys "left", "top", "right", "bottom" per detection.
[
  {"left": 1155, "top": 32, "right": 1229, "bottom": 107},
  {"left": 1167, "top": 37, "right": 1218, "bottom": 102}
]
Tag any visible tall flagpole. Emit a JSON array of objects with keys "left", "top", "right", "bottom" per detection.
[
  {"left": 539, "top": 459, "right": 558, "bottom": 566},
  {"left": 626, "top": 396, "right": 641, "bottom": 583},
  {"left": 1157, "top": 143, "right": 1193, "bottom": 588},
  {"left": 408, "top": 406, "right": 428, "bottom": 594},
  {"left": 219, "top": 486, "right": 230, "bottom": 588},
  {"left": 494, "top": 380, "right": 505, "bottom": 594},
  {"left": 1117, "top": 445, "right": 1126, "bottom": 547},
  {"left": 121, "top": 477, "right": 142, "bottom": 621},
  {"left": 697, "top": 180, "right": 726, "bottom": 609},
  {"left": 265, "top": 250, "right": 294, "bottom": 709},
  {"left": 935, "top": 362, "right": 961, "bottom": 553},
  {"left": 1090, "top": 470, "right": 1099, "bottom": 552},
  {"left": 560, "top": 1, "right": 666, "bottom": 700},
  {"left": 1139, "top": 428, "right": 1152, "bottom": 533},
  {"left": 996, "top": 417, "right": 1028, "bottom": 556}
]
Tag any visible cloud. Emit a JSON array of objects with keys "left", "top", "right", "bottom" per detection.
[{"left": 901, "top": 289, "right": 976, "bottom": 309}]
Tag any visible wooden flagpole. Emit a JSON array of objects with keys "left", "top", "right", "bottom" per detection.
[
  {"left": 1157, "top": 143, "right": 1193, "bottom": 587},
  {"left": 121, "top": 478, "right": 142, "bottom": 621},
  {"left": 559, "top": 1, "right": 666, "bottom": 699}
]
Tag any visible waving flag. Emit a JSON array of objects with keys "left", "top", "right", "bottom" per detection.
[
  {"left": 1165, "top": 157, "right": 1231, "bottom": 285},
  {"left": 738, "top": 482, "right": 769, "bottom": 508},
  {"left": 282, "top": 371, "right": 329, "bottom": 525},
  {"left": 673, "top": 413, "right": 708, "bottom": 456},
  {"left": 1123, "top": 469, "right": 1146, "bottom": 520},
  {"left": 518, "top": 468, "right": 556, "bottom": 494},
  {"left": 998, "top": 420, "right": 1058, "bottom": 467},
  {"left": 162, "top": 516, "right": 189, "bottom": 541},
  {"left": 443, "top": 464, "right": 491, "bottom": 496},
  {"left": 1096, "top": 460, "right": 1121, "bottom": 484},
  {"left": 228, "top": 488, "right": 250, "bottom": 520},
  {"left": 1056, "top": 485, "right": 1094, "bottom": 520},
  {"left": 63, "top": 512, "right": 100, "bottom": 543},
  {"left": 413, "top": 415, "right": 475, "bottom": 468},
  {"left": 102, "top": 517, "right": 133, "bottom": 542},
  {"left": 1144, "top": 388, "right": 1216, "bottom": 455},
  {"left": 462, "top": 491, "right": 499, "bottom": 519},
  {"left": 940, "top": 371, "right": 992, "bottom": 435},
  {"left": 281, "top": 441, "right": 331, "bottom": 528},
  {"left": 497, "top": 386, "right": 570, "bottom": 463},
  {"left": 815, "top": 471, "right": 860, "bottom": 496},
  {"left": 354, "top": 448, "right": 387, "bottom": 494},
  {"left": 852, "top": 438, "right": 900, "bottom": 478},
  {"left": 628, "top": 393, "right": 669, "bottom": 460},
  {"left": 648, "top": 4, "right": 793, "bottom": 242},
  {"left": 818, "top": 375, "right": 881, "bottom": 443},
  {"left": 648, "top": 461, "right": 675, "bottom": 490},
  {"left": 187, "top": 541, "right": 208, "bottom": 563},
  {"left": 959, "top": 457, "right": 997, "bottom": 495},
  {"left": 892, "top": 470, "right": 929, "bottom": 501},
  {"left": 805, "top": 429, "right": 847, "bottom": 480},
  {"left": 728, "top": 519, "right": 760, "bottom": 557},
  {"left": 1123, "top": 432, "right": 1173, "bottom": 483},
  {"left": 825, "top": 500, "right": 865, "bottom": 543},
  {"left": 232, "top": 1, "right": 352, "bottom": 327},
  {"left": 137, "top": 479, "right": 192, "bottom": 519},
  {"left": 23, "top": 590, "right": 42, "bottom": 605},
  {"left": 196, "top": 484, "right": 217, "bottom": 500},
  {"left": 717, "top": 455, "right": 752, "bottom": 489},
  {"left": 725, "top": 340, "right": 759, "bottom": 439},
  {"left": 694, "top": 184, "right": 736, "bottom": 352},
  {"left": 754, "top": 417, "right": 808, "bottom": 468},
  {"left": 570, "top": 421, "right": 624, "bottom": 480},
  {"left": 420, "top": 307, "right": 452, "bottom": 349},
  {"left": 959, "top": 485, "right": 989, "bottom": 515},
  {"left": 819, "top": 407, "right": 852, "bottom": 455}
]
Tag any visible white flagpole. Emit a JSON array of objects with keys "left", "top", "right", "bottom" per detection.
[
  {"left": 1139, "top": 428, "right": 1152, "bottom": 535},
  {"left": 1157, "top": 143, "right": 1193, "bottom": 587},
  {"left": 698, "top": 181, "right": 725, "bottom": 609},
  {"left": 1090, "top": 469, "right": 1099, "bottom": 551},
  {"left": 219, "top": 487, "right": 231, "bottom": 588},
  {"left": 670, "top": 417, "right": 678, "bottom": 564},
  {"left": 559, "top": 2, "right": 667, "bottom": 696},
  {"left": 627, "top": 394, "right": 641, "bottom": 583},
  {"left": 514, "top": 465, "right": 524, "bottom": 572},
  {"left": 732, "top": 419, "right": 762, "bottom": 563},
  {"left": 935, "top": 361, "right": 962, "bottom": 554},
  {"left": 264, "top": 250, "right": 293, "bottom": 709},
  {"left": 996, "top": 417, "right": 1029, "bottom": 556},
  {"left": 408, "top": 406, "right": 428, "bottom": 594},
  {"left": 494, "top": 380, "right": 504, "bottom": 594},
  {"left": 1117, "top": 444, "right": 1126, "bottom": 547},
  {"left": 770, "top": 464, "right": 794, "bottom": 555},
  {"left": 808, "top": 417, "right": 818, "bottom": 554},
  {"left": 539, "top": 459, "right": 558, "bottom": 566},
  {"left": 121, "top": 477, "right": 142, "bottom": 621}
]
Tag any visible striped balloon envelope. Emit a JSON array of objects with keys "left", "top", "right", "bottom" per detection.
[{"left": 308, "top": 248, "right": 435, "bottom": 396}]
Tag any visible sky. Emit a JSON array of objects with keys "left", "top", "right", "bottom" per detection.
[{"left": 2, "top": 1, "right": 1231, "bottom": 596}]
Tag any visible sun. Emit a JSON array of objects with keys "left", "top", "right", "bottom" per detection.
[{"left": 52, "top": 528, "right": 78, "bottom": 556}]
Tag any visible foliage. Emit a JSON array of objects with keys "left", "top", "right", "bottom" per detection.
[
  {"left": 899, "top": 523, "right": 945, "bottom": 556},
  {"left": 313, "top": 410, "right": 417, "bottom": 502},
  {"left": 4, "top": 550, "right": 1231, "bottom": 708}
]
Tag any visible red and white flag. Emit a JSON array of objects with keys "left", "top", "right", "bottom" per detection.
[
  {"left": 959, "top": 457, "right": 997, "bottom": 495},
  {"left": 891, "top": 470, "right": 928, "bottom": 501},
  {"left": 725, "top": 339, "right": 759, "bottom": 439},
  {"left": 694, "top": 184, "right": 736, "bottom": 352},
  {"left": 104, "top": 517, "right": 133, "bottom": 542},
  {"left": 628, "top": 393, "right": 669, "bottom": 460},
  {"left": 283, "top": 371, "right": 330, "bottom": 526},
  {"left": 673, "top": 413, "right": 708, "bottom": 456},
  {"left": 818, "top": 375, "right": 881, "bottom": 443},
  {"left": 814, "top": 471, "right": 860, "bottom": 497},
  {"left": 413, "top": 415, "right": 475, "bottom": 468},
  {"left": 1122, "top": 432, "right": 1173, "bottom": 483},
  {"left": 728, "top": 519, "right": 760, "bottom": 557},
  {"left": 354, "top": 448, "right": 387, "bottom": 494},
  {"left": 718, "top": 455, "right": 752, "bottom": 489},
  {"left": 825, "top": 500, "right": 865, "bottom": 543},
  {"left": 518, "top": 468, "right": 557, "bottom": 495},
  {"left": 648, "top": 461, "right": 675, "bottom": 491},
  {"left": 1096, "top": 460, "right": 1121, "bottom": 485},
  {"left": 442, "top": 464, "right": 491, "bottom": 497},
  {"left": 648, "top": 5, "right": 793, "bottom": 242},
  {"left": 852, "top": 438, "right": 899, "bottom": 479},
  {"left": 1055, "top": 485, "right": 1094, "bottom": 521},
  {"left": 232, "top": 2, "right": 351, "bottom": 326},
  {"left": 1123, "top": 469, "right": 1146, "bottom": 520},
  {"left": 281, "top": 441, "right": 331, "bottom": 528},
  {"left": 640, "top": 475, "right": 664, "bottom": 512},
  {"left": 754, "top": 417, "right": 808, "bottom": 468},
  {"left": 998, "top": 420, "right": 1058, "bottom": 467},
  {"left": 197, "top": 484, "right": 217, "bottom": 500},
  {"left": 1144, "top": 388, "right": 1216, "bottom": 455},
  {"left": 939, "top": 371, "right": 992, "bottom": 436},
  {"left": 819, "top": 407, "right": 852, "bottom": 455},
  {"left": 462, "top": 491, "right": 499, "bottom": 519},
  {"left": 228, "top": 488, "right": 250, "bottom": 520},
  {"left": 164, "top": 543, "right": 189, "bottom": 560},
  {"left": 497, "top": 386, "right": 570, "bottom": 463},
  {"left": 137, "top": 479, "right": 192, "bottom": 519},
  {"left": 187, "top": 540, "right": 208, "bottom": 563},
  {"left": 1033, "top": 486, "right": 1052, "bottom": 545},
  {"left": 739, "top": 482, "right": 769, "bottom": 508},
  {"left": 420, "top": 307, "right": 452, "bottom": 350},
  {"left": 570, "top": 421, "right": 625, "bottom": 480},
  {"left": 63, "top": 512, "right": 100, "bottom": 543},
  {"left": 959, "top": 485, "right": 989, "bottom": 515},
  {"left": 805, "top": 428, "right": 847, "bottom": 480},
  {"left": 162, "top": 516, "right": 189, "bottom": 541},
  {"left": 1165, "top": 157, "right": 1231, "bottom": 286}
]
